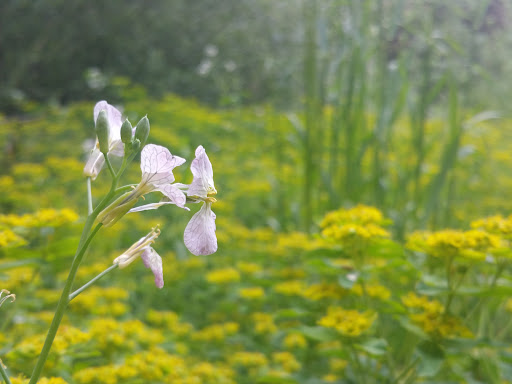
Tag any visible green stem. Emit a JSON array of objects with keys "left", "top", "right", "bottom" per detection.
[
  {"left": 104, "top": 155, "right": 117, "bottom": 179},
  {"left": 444, "top": 255, "right": 455, "bottom": 315},
  {"left": 69, "top": 264, "right": 119, "bottom": 302},
  {"left": 86, "top": 177, "right": 93, "bottom": 215},
  {"left": 0, "top": 360, "right": 12, "bottom": 384},
  {"left": 28, "top": 222, "right": 102, "bottom": 384}
]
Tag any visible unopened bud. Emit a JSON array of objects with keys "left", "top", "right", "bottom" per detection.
[
  {"left": 131, "top": 138, "right": 141, "bottom": 152},
  {"left": 120, "top": 119, "right": 133, "bottom": 144},
  {"left": 96, "top": 110, "right": 110, "bottom": 155},
  {"left": 134, "top": 116, "right": 150, "bottom": 146}
]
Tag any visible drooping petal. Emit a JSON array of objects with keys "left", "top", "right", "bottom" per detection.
[
  {"left": 141, "top": 247, "right": 164, "bottom": 288},
  {"left": 140, "top": 144, "right": 186, "bottom": 187},
  {"left": 188, "top": 145, "right": 216, "bottom": 198},
  {"left": 159, "top": 184, "right": 188, "bottom": 209},
  {"left": 129, "top": 200, "right": 190, "bottom": 213},
  {"left": 184, "top": 202, "right": 217, "bottom": 256},
  {"left": 94, "top": 101, "right": 123, "bottom": 142},
  {"left": 83, "top": 147, "right": 105, "bottom": 180}
]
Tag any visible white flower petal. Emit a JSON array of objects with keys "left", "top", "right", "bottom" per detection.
[
  {"left": 109, "top": 139, "right": 125, "bottom": 157},
  {"left": 184, "top": 202, "right": 217, "bottom": 256},
  {"left": 159, "top": 184, "right": 187, "bottom": 209},
  {"left": 93, "top": 101, "right": 123, "bottom": 142},
  {"left": 188, "top": 145, "right": 215, "bottom": 198},
  {"left": 83, "top": 147, "right": 105, "bottom": 180},
  {"left": 140, "top": 144, "right": 186, "bottom": 186},
  {"left": 141, "top": 247, "right": 164, "bottom": 289}
]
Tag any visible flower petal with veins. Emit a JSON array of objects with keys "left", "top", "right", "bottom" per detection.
[
  {"left": 140, "top": 144, "right": 186, "bottom": 187},
  {"left": 93, "top": 101, "right": 123, "bottom": 142},
  {"left": 184, "top": 202, "right": 217, "bottom": 256},
  {"left": 141, "top": 247, "right": 164, "bottom": 289},
  {"left": 188, "top": 145, "right": 215, "bottom": 198}
]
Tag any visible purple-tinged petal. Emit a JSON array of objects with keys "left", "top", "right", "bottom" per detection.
[
  {"left": 141, "top": 247, "right": 164, "bottom": 288},
  {"left": 94, "top": 101, "right": 123, "bottom": 142},
  {"left": 184, "top": 202, "right": 217, "bottom": 256},
  {"left": 83, "top": 147, "right": 105, "bottom": 180},
  {"left": 188, "top": 145, "right": 215, "bottom": 198},
  {"left": 140, "top": 144, "right": 186, "bottom": 186},
  {"left": 129, "top": 200, "right": 190, "bottom": 213},
  {"left": 159, "top": 184, "right": 187, "bottom": 209}
]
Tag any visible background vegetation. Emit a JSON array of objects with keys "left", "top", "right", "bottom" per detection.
[{"left": 2, "top": 0, "right": 512, "bottom": 383}]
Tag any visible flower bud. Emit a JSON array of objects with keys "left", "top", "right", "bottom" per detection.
[
  {"left": 120, "top": 119, "right": 133, "bottom": 144},
  {"left": 134, "top": 116, "right": 150, "bottom": 146},
  {"left": 95, "top": 109, "right": 110, "bottom": 155}
]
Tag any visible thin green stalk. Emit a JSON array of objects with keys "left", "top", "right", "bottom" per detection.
[
  {"left": 69, "top": 264, "right": 119, "bottom": 302},
  {"left": 28, "top": 222, "right": 102, "bottom": 384},
  {"left": 104, "top": 155, "right": 117, "bottom": 179},
  {"left": 0, "top": 361, "right": 12, "bottom": 384},
  {"left": 86, "top": 177, "right": 93, "bottom": 215},
  {"left": 29, "top": 150, "right": 134, "bottom": 383}
]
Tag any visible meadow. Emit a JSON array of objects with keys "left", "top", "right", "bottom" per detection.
[{"left": 2, "top": 81, "right": 512, "bottom": 384}]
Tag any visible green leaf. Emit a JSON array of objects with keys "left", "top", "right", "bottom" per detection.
[
  {"left": 275, "top": 308, "right": 309, "bottom": 319},
  {"left": 416, "top": 341, "right": 444, "bottom": 378},
  {"left": 357, "top": 338, "right": 388, "bottom": 356},
  {"left": 298, "top": 326, "right": 336, "bottom": 342},
  {"left": 257, "top": 376, "right": 298, "bottom": 384}
]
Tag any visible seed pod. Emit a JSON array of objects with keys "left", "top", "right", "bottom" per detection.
[
  {"left": 120, "top": 119, "right": 133, "bottom": 144},
  {"left": 134, "top": 116, "right": 150, "bottom": 146},
  {"left": 96, "top": 109, "right": 110, "bottom": 155}
]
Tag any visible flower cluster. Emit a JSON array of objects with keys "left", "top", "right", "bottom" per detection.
[{"left": 317, "top": 306, "right": 376, "bottom": 337}]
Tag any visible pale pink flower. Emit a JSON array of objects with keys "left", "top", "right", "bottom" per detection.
[
  {"left": 183, "top": 146, "right": 218, "bottom": 256},
  {"left": 83, "top": 101, "right": 124, "bottom": 180},
  {"left": 113, "top": 227, "right": 164, "bottom": 288}
]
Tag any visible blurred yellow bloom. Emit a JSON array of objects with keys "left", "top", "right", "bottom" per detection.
[
  {"left": 303, "top": 282, "right": 347, "bottom": 300},
  {"left": 0, "top": 229, "right": 26, "bottom": 248},
  {"left": 239, "top": 286, "right": 265, "bottom": 299},
  {"left": 318, "top": 306, "right": 376, "bottom": 337},
  {"left": 282, "top": 333, "right": 307, "bottom": 349},
  {"left": 252, "top": 312, "right": 278, "bottom": 335},
  {"left": 274, "top": 280, "right": 306, "bottom": 296},
  {"left": 352, "top": 283, "right": 391, "bottom": 300},
  {"left": 272, "top": 351, "right": 301, "bottom": 372},
  {"left": 192, "top": 322, "right": 239, "bottom": 342},
  {"left": 229, "top": 351, "right": 268, "bottom": 368},
  {"left": 237, "top": 262, "right": 262, "bottom": 275},
  {"left": 206, "top": 267, "right": 240, "bottom": 284}
]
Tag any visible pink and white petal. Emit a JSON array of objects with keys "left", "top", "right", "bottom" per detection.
[
  {"left": 184, "top": 202, "right": 217, "bottom": 256},
  {"left": 188, "top": 145, "right": 215, "bottom": 198},
  {"left": 83, "top": 147, "right": 105, "bottom": 180},
  {"left": 141, "top": 247, "right": 164, "bottom": 289},
  {"left": 94, "top": 101, "right": 123, "bottom": 141},
  {"left": 159, "top": 184, "right": 187, "bottom": 209},
  {"left": 140, "top": 144, "right": 186, "bottom": 186},
  {"left": 129, "top": 202, "right": 169, "bottom": 213}
]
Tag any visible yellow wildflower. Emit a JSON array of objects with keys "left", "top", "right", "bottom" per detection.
[
  {"left": 206, "top": 267, "right": 240, "bottom": 284},
  {"left": 229, "top": 351, "right": 268, "bottom": 368},
  {"left": 239, "top": 286, "right": 265, "bottom": 299},
  {"left": 252, "top": 312, "right": 278, "bottom": 335},
  {"left": 274, "top": 280, "right": 306, "bottom": 296},
  {"left": 318, "top": 306, "right": 376, "bottom": 337},
  {"left": 282, "top": 333, "right": 307, "bottom": 349},
  {"left": 272, "top": 351, "right": 301, "bottom": 372}
]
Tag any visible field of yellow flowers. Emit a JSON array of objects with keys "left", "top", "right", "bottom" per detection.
[{"left": 2, "top": 89, "right": 512, "bottom": 383}]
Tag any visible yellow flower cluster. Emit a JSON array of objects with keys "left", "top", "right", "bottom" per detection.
[
  {"left": 0, "top": 229, "right": 26, "bottom": 248},
  {"left": 320, "top": 206, "right": 390, "bottom": 248},
  {"left": 206, "top": 267, "right": 241, "bottom": 284},
  {"left": 236, "top": 262, "right": 262, "bottom": 275},
  {"left": 407, "top": 229, "right": 500, "bottom": 260},
  {"left": 88, "top": 317, "right": 164, "bottom": 351},
  {"left": 352, "top": 283, "right": 391, "bottom": 300},
  {"left": 471, "top": 215, "right": 512, "bottom": 238},
  {"left": 317, "top": 306, "right": 376, "bottom": 337},
  {"left": 229, "top": 351, "right": 268, "bottom": 368},
  {"left": 401, "top": 293, "right": 472, "bottom": 338},
  {"left": 239, "top": 286, "right": 265, "bottom": 299},
  {"left": 70, "top": 287, "right": 129, "bottom": 317},
  {"left": 303, "top": 282, "right": 347, "bottom": 300},
  {"left": 272, "top": 351, "right": 301, "bottom": 372},
  {"left": 321, "top": 205, "right": 389, "bottom": 228},
  {"left": 282, "top": 333, "right": 307, "bottom": 349},
  {"left": 251, "top": 312, "right": 278, "bottom": 335},
  {"left": 11, "top": 377, "right": 68, "bottom": 384},
  {"left": 146, "top": 310, "right": 193, "bottom": 336},
  {"left": 0, "top": 208, "right": 78, "bottom": 228},
  {"left": 273, "top": 280, "right": 306, "bottom": 296},
  {"left": 192, "top": 322, "right": 240, "bottom": 342}
]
